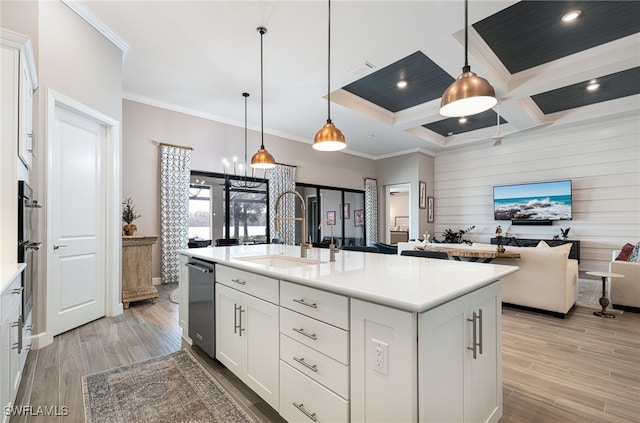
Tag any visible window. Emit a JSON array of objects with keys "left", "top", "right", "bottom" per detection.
[{"left": 190, "top": 171, "right": 269, "bottom": 245}]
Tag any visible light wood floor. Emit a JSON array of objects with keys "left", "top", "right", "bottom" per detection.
[{"left": 13, "top": 284, "right": 640, "bottom": 422}]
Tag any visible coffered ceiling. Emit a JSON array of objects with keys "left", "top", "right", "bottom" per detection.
[{"left": 82, "top": 0, "right": 640, "bottom": 159}]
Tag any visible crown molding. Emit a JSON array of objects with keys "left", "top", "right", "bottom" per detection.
[{"left": 61, "top": 0, "right": 129, "bottom": 58}]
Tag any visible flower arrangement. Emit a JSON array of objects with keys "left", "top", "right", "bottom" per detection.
[{"left": 122, "top": 197, "right": 141, "bottom": 236}]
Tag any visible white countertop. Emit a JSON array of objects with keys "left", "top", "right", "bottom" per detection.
[
  {"left": 1, "top": 263, "right": 26, "bottom": 294},
  {"left": 180, "top": 244, "right": 519, "bottom": 313}
]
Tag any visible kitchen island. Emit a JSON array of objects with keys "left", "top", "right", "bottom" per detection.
[{"left": 179, "top": 244, "right": 518, "bottom": 423}]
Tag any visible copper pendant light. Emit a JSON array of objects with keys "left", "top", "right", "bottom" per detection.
[
  {"left": 439, "top": 0, "right": 497, "bottom": 117},
  {"left": 250, "top": 26, "right": 276, "bottom": 169},
  {"left": 313, "top": 0, "right": 346, "bottom": 151}
]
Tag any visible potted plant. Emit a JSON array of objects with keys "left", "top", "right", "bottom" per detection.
[
  {"left": 442, "top": 225, "right": 475, "bottom": 244},
  {"left": 122, "top": 197, "right": 141, "bottom": 236}
]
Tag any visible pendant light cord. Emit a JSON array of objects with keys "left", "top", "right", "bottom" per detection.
[
  {"left": 243, "top": 92, "right": 249, "bottom": 173},
  {"left": 327, "top": 0, "right": 332, "bottom": 123},
  {"left": 463, "top": 0, "right": 470, "bottom": 72},
  {"left": 260, "top": 27, "right": 265, "bottom": 149}
]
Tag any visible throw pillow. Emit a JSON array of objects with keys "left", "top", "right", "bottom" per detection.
[
  {"left": 616, "top": 243, "right": 635, "bottom": 261},
  {"left": 551, "top": 242, "right": 573, "bottom": 257},
  {"left": 630, "top": 242, "right": 640, "bottom": 262},
  {"left": 536, "top": 240, "right": 550, "bottom": 248}
]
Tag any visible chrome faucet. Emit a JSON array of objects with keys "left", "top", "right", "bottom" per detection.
[{"left": 274, "top": 190, "right": 311, "bottom": 258}]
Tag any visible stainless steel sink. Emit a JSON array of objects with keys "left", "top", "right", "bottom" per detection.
[{"left": 235, "top": 254, "right": 325, "bottom": 268}]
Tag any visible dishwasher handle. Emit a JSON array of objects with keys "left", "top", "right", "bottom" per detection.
[{"left": 186, "top": 262, "right": 214, "bottom": 273}]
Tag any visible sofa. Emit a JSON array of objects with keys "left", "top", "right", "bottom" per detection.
[
  {"left": 413, "top": 241, "right": 579, "bottom": 317},
  {"left": 610, "top": 250, "right": 640, "bottom": 311}
]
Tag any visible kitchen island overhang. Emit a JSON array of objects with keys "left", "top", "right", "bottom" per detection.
[{"left": 179, "top": 243, "right": 519, "bottom": 313}]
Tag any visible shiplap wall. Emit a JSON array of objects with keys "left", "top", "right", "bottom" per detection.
[{"left": 434, "top": 114, "right": 640, "bottom": 272}]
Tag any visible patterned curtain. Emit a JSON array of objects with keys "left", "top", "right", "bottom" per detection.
[
  {"left": 160, "top": 145, "right": 191, "bottom": 284},
  {"left": 364, "top": 178, "right": 378, "bottom": 245},
  {"left": 268, "top": 165, "right": 297, "bottom": 245}
]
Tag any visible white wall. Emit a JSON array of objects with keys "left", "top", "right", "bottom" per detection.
[
  {"left": 376, "top": 152, "right": 435, "bottom": 241},
  {"left": 122, "top": 99, "right": 376, "bottom": 278},
  {"left": 434, "top": 114, "right": 640, "bottom": 272}
]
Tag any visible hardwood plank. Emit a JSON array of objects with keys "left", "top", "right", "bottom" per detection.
[{"left": 13, "top": 280, "right": 640, "bottom": 423}]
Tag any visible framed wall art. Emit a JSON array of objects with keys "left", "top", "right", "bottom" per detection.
[
  {"left": 327, "top": 210, "right": 336, "bottom": 225},
  {"left": 343, "top": 203, "right": 350, "bottom": 219},
  {"left": 419, "top": 181, "right": 427, "bottom": 209},
  {"left": 354, "top": 209, "right": 364, "bottom": 227},
  {"left": 428, "top": 196, "right": 434, "bottom": 223}
]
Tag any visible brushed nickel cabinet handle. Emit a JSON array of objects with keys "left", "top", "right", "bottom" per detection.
[
  {"left": 231, "top": 278, "right": 246, "bottom": 285},
  {"left": 293, "top": 298, "right": 318, "bottom": 309},
  {"left": 234, "top": 304, "right": 240, "bottom": 334},
  {"left": 293, "top": 356, "right": 318, "bottom": 372},
  {"left": 467, "top": 311, "right": 478, "bottom": 359},
  {"left": 293, "top": 327, "right": 317, "bottom": 340},
  {"left": 478, "top": 308, "right": 483, "bottom": 355},
  {"left": 292, "top": 402, "right": 317, "bottom": 422}
]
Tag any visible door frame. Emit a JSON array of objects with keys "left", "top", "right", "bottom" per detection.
[
  {"left": 385, "top": 183, "right": 411, "bottom": 244},
  {"left": 39, "top": 89, "right": 121, "bottom": 348}
]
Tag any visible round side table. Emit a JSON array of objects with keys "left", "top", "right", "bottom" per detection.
[{"left": 586, "top": 271, "right": 624, "bottom": 318}]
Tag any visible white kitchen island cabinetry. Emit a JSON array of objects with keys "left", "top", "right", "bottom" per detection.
[
  {"left": 181, "top": 244, "right": 518, "bottom": 423},
  {"left": 215, "top": 265, "right": 279, "bottom": 411},
  {"left": 419, "top": 282, "right": 501, "bottom": 423}
]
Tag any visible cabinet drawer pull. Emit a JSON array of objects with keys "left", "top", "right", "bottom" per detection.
[
  {"left": 467, "top": 311, "right": 481, "bottom": 359},
  {"left": 292, "top": 402, "right": 317, "bottom": 422},
  {"left": 234, "top": 304, "right": 241, "bottom": 334},
  {"left": 293, "top": 327, "right": 317, "bottom": 340},
  {"left": 293, "top": 356, "right": 318, "bottom": 372},
  {"left": 293, "top": 298, "right": 318, "bottom": 309},
  {"left": 10, "top": 287, "right": 23, "bottom": 295},
  {"left": 231, "top": 278, "right": 246, "bottom": 285},
  {"left": 478, "top": 308, "right": 483, "bottom": 355}
]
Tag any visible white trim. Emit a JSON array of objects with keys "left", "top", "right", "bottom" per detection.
[
  {"left": 60, "top": 0, "right": 129, "bottom": 58},
  {"left": 0, "top": 28, "right": 38, "bottom": 89},
  {"left": 41, "top": 89, "right": 122, "bottom": 348},
  {"left": 152, "top": 277, "right": 162, "bottom": 286}
]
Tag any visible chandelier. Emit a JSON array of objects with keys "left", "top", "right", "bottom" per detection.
[{"left": 223, "top": 92, "right": 267, "bottom": 190}]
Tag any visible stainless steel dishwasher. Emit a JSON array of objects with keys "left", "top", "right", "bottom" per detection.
[{"left": 187, "top": 258, "right": 215, "bottom": 358}]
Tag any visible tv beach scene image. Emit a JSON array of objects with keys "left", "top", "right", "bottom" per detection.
[{"left": 494, "top": 180, "right": 572, "bottom": 221}]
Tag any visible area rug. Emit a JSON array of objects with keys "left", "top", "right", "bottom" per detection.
[
  {"left": 576, "top": 277, "right": 622, "bottom": 314},
  {"left": 82, "top": 349, "right": 256, "bottom": 423}
]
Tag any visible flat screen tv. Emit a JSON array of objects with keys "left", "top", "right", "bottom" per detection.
[{"left": 493, "top": 180, "right": 572, "bottom": 222}]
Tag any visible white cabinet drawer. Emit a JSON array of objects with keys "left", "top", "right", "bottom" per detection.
[
  {"left": 280, "top": 361, "right": 349, "bottom": 423},
  {"left": 1, "top": 275, "right": 21, "bottom": 324},
  {"left": 216, "top": 265, "right": 278, "bottom": 304},
  {"left": 280, "top": 281, "right": 349, "bottom": 329},
  {"left": 280, "top": 334, "right": 349, "bottom": 399},
  {"left": 280, "top": 308, "right": 349, "bottom": 365}
]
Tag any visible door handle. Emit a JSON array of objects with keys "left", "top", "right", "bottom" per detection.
[{"left": 53, "top": 245, "right": 68, "bottom": 250}]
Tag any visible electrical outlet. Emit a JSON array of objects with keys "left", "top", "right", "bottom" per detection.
[{"left": 372, "top": 338, "right": 389, "bottom": 375}]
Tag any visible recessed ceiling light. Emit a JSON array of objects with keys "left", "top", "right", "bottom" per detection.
[
  {"left": 586, "top": 79, "right": 600, "bottom": 91},
  {"left": 562, "top": 10, "right": 581, "bottom": 22},
  {"left": 397, "top": 80, "right": 408, "bottom": 89},
  {"left": 367, "top": 134, "right": 375, "bottom": 138},
  {"left": 458, "top": 117, "right": 467, "bottom": 124}
]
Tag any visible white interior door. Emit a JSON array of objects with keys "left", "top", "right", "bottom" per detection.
[{"left": 48, "top": 104, "right": 106, "bottom": 336}]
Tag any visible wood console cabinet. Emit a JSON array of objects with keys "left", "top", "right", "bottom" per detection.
[
  {"left": 122, "top": 235, "right": 158, "bottom": 308},
  {"left": 390, "top": 231, "right": 409, "bottom": 244}
]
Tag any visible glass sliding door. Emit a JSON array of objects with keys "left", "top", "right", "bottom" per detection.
[
  {"left": 190, "top": 171, "right": 269, "bottom": 246},
  {"left": 228, "top": 182, "right": 268, "bottom": 244}
]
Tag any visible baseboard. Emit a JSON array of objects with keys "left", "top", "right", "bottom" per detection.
[
  {"left": 30, "top": 331, "right": 53, "bottom": 350},
  {"left": 152, "top": 277, "right": 161, "bottom": 286}
]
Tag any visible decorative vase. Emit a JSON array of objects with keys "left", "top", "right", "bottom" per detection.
[{"left": 123, "top": 223, "right": 137, "bottom": 236}]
